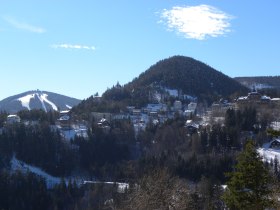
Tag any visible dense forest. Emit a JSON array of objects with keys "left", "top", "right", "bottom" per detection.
[{"left": 1, "top": 104, "right": 280, "bottom": 209}]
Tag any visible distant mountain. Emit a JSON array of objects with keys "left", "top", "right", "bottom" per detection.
[
  {"left": 0, "top": 90, "right": 81, "bottom": 113},
  {"left": 235, "top": 76, "right": 280, "bottom": 90}
]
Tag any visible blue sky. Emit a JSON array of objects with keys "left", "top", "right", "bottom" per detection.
[{"left": 0, "top": 0, "right": 279, "bottom": 100}]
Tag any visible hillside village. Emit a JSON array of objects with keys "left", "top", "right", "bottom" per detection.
[{"left": 2, "top": 87, "right": 280, "bottom": 152}]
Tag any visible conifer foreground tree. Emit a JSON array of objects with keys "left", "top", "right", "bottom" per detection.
[{"left": 223, "top": 140, "right": 274, "bottom": 210}]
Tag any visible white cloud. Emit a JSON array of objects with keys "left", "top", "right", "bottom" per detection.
[
  {"left": 160, "top": 5, "right": 233, "bottom": 40},
  {"left": 3, "top": 16, "right": 46, "bottom": 33},
  {"left": 51, "top": 44, "right": 96, "bottom": 51}
]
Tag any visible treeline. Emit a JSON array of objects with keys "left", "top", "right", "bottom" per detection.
[
  {"left": 0, "top": 170, "right": 50, "bottom": 210},
  {"left": 17, "top": 109, "right": 59, "bottom": 124},
  {"left": 0, "top": 122, "right": 76, "bottom": 176}
]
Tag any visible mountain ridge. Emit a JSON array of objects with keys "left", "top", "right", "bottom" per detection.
[{"left": 235, "top": 76, "right": 280, "bottom": 90}]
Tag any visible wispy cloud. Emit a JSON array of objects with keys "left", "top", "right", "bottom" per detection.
[
  {"left": 160, "top": 5, "right": 233, "bottom": 40},
  {"left": 3, "top": 16, "right": 46, "bottom": 33},
  {"left": 51, "top": 44, "right": 96, "bottom": 51}
]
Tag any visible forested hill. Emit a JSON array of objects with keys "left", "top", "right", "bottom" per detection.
[
  {"left": 101, "top": 56, "right": 248, "bottom": 105},
  {"left": 73, "top": 56, "right": 248, "bottom": 114},
  {"left": 125, "top": 55, "right": 248, "bottom": 98}
]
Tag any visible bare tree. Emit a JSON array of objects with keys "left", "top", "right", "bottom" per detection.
[{"left": 119, "top": 169, "right": 191, "bottom": 210}]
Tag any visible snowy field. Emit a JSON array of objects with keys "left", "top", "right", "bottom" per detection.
[{"left": 257, "top": 142, "right": 280, "bottom": 163}]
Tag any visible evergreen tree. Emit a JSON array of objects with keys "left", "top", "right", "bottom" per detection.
[{"left": 223, "top": 140, "right": 274, "bottom": 209}]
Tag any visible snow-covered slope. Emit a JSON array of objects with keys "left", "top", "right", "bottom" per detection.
[
  {"left": 18, "top": 94, "right": 35, "bottom": 110},
  {"left": 18, "top": 93, "right": 58, "bottom": 111},
  {"left": 11, "top": 155, "right": 61, "bottom": 188},
  {"left": 0, "top": 90, "right": 81, "bottom": 113}
]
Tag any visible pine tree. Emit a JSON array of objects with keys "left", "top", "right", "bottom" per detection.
[{"left": 223, "top": 140, "right": 274, "bottom": 209}]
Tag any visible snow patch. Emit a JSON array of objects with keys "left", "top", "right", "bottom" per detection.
[
  {"left": 40, "top": 94, "right": 58, "bottom": 111},
  {"left": 35, "top": 93, "right": 58, "bottom": 112},
  {"left": 258, "top": 147, "right": 280, "bottom": 163},
  {"left": 17, "top": 94, "right": 35, "bottom": 110},
  {"left": 258, "top": 142, "right": 280, "bottom": 163},
  {"left": 35, "top": 93, "right": 47, "bottom": 112},
  {"left": 66, "top": 104, "right": 72, "bottom": 109}
]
